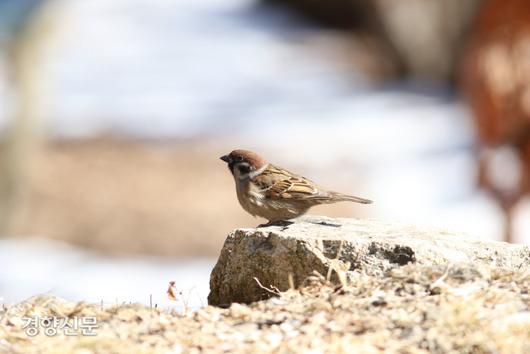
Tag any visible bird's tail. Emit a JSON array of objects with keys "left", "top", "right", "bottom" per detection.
[{"left": 331, "top": 192, "right": 373, "bottom": 204}]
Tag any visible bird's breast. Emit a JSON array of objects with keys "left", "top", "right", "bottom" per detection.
[{"left": 235, "top": 180, "right": 264, "bottom": 216}]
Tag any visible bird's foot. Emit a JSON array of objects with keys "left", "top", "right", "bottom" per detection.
[{"left": 257, "top": 220, "right": 294, "bottom": 229}]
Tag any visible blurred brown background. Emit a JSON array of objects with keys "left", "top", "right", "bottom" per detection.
[{"left": 0, "top": 0, "right": 529, "bottom": 262}]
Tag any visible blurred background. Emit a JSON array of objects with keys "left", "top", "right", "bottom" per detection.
[{"left": 0, "top": 0, "right": 529, "bottom": 309}]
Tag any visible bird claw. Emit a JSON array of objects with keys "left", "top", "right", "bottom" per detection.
[{"left": 257, "top": 220, "right": 294, "bottom": 229}]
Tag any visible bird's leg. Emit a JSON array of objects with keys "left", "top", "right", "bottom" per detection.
[
  {"left": 257, "top": 220, "right": 294, "bottom": 229},
  {"left": 257, "top": 221, "right": 272, "bottom": 228}
]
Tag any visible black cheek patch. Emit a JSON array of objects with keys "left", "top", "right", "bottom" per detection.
[{"left": 238, "top": 164, "right": 251, "bottom": 175}]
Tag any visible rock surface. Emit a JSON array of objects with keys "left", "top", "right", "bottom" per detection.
[{"left": 208, "top": 216, "right": 530, "bottom": 306}]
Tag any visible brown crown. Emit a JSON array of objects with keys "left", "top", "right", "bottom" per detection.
[{"left": 229, "top": 149, "right": 268, "bottom": 169}]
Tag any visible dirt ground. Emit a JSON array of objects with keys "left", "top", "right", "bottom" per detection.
[
  {"left": 4, "top": 138, "right": 371, "bottom": 257},
  {"left": 1, "top": 264, "right": 529, "bottom": 353}
]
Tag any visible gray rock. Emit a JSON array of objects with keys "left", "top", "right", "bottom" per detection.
[{"left": 208, "top": 216, "right": 530, "bottom": 306}]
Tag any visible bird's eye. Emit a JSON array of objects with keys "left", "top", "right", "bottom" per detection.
[{"left": 235, "top": 155, "right": 244, "bottom": 162}]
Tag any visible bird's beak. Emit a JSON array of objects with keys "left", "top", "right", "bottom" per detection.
[{"left": 220, "top": 155, "right": 230, "bottom": 163}]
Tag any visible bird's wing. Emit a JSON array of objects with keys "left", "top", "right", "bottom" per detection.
[{"left": 253, "top": 165, "right": 326, "bottom": 200}]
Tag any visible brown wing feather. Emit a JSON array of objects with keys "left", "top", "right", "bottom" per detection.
[
  {"left": 251, "top": 163, "right": 372, "bottom": 205},
  {"left": 253, "top": 164, "right": 324, "bottom": 200}
]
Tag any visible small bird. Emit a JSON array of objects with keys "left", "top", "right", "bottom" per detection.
[{"left": 220, "top": 149, "right": 372, "bottom": 224}]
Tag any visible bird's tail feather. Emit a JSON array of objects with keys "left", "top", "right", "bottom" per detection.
[{"left": 331, "top": 192, "right": 373, "bottom": 204}]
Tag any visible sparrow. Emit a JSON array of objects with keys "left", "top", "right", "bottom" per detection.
[{"left": 220, "top": 149, "right": 372, "bottom": 223}]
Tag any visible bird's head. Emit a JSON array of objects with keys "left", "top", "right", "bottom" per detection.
[{"left": 220, "top": 149, "right": 268, "bottom": 180}]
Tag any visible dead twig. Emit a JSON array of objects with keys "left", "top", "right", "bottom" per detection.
[
  {"left": 253, "top": 277, "right": 281, "bottom": 296},
  {"left": 326, "top": 240, "right": 345, "bottom": 282}
]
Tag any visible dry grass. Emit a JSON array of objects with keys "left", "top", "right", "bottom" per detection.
[{"left": 1, "top": 263, "right": 529, "bottom": 353}]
